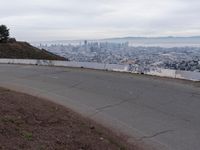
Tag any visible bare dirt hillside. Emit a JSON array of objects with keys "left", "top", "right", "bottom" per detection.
[
  {"left": 0, "top": 88, "right": 141, "bottom": 150},
  {"left": 0, "top": 42, "right": 67, "bottom": 60}
]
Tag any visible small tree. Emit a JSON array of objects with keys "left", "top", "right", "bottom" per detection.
[{"left": 0, "top": 25, "right": 9, "bottom": 43}]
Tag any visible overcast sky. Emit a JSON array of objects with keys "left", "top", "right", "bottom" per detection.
[{"left": 0, "top": 0, "right": 200, "bottom": 41}]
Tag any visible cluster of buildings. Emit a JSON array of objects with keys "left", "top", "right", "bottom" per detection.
[{"left": 37, "top": 41, "right": 200, "bottom": 72}]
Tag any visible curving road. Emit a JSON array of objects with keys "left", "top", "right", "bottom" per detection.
[{"left": 0, "top": 64, "right": 200, "bottom": 150}]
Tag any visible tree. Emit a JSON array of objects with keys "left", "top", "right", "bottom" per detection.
[{"left": 0, "top": 25, "right": 9, "bottom": 43}]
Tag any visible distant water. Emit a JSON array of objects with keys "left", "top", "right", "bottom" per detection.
[{"left": 100, "top": 37, "right": 200, "bottom": 48}]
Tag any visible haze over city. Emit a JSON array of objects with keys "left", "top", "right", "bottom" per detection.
[{"left": 1, "top": 0, "right": 200, "bottom": 41}]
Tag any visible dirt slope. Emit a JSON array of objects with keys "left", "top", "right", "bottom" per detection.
[
  {"left": 0, "top": 88, "right": 140, "bottom": 150},
  {"left": 0, "top": 42, "right": 67, "bottom": 60}
]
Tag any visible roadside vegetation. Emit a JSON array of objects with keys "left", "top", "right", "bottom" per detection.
[{"left": 0, "top": 25, "right": 67, "bottom": 60}]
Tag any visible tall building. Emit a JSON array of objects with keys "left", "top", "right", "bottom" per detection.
[
  {"left": 84, "top": 40, "right": 88, "bottom": 51},
  {"left": 84, "top": 40, "right": 88, "bottom": 46}
]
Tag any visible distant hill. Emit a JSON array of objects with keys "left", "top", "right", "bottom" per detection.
[
  {"left": 100, "top": 36, "right": 200, "bottom": 40},
  {"left": 0, "top": 41, "right": 67, "bottom": 60},
  {"left": 98, "top": 36, "right": 200, "bottom": 47}
]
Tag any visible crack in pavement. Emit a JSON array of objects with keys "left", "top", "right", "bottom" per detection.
[
  {"left": 95, "top": 98, "right": 132, "bottom": 112},
  {"left": 137, "top": 130, "right": 174, "bottom": 141},
  {"left": 20, "top": 70, "right": 69, "bottom": 79},
  {"left": 191, "top": 92, "right": 200, "bottom": 98},
  {"left": 69, "top": 81, "right": 83, "bottom": 89},
  {"left": 90, "top": 89, "right": 144, "bottom": 118},
  {"left": 89, "top": 98, "right": 133, "bottom": 118}
]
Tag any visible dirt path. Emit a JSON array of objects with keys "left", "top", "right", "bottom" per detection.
[{"left": 0, "top": 87, "right": 140, "bottom": 150}]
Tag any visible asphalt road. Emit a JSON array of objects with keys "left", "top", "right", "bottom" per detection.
[{"left": 0, "top": 64, "right": 200, "bottom": 150}]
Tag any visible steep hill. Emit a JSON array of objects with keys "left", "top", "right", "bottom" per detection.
[{"left": 0, "top": 42, "right": 67, "bottom": 60}]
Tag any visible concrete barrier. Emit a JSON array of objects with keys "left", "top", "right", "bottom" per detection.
[
  {"left": 146, "top": 68, "right": 200, "bottom": 81},
  {"left": 0, "top": 59, "right": 128, "bottom": 72},
  {"left": 0, "top": 59, "right": 199, "bottom": 81},
  {"left": 147, "top": 68, "right": 176, "bottom": 78},
  {"left": 0, "top": 59, "right": 38, "bottom": 65},
  {"left": 53, "top": 61, "right": 106, "bottom": 70},
  {"left": 176, "top": 70, "right": 200, "bottom": 81},
  {"left": 105, "top": 64, "right": 129, "bottom": 72}
]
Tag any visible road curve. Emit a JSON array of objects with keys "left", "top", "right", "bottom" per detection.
[{"left": 0, "top": 64, "right": 200, "bottom": 150}]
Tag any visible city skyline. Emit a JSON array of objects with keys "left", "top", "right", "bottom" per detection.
[{"left": 1, "top": 0, "right": 200, "bottom": 41}]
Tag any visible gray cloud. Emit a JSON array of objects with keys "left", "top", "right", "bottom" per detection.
[{"left": 0, "top": 0, "right": 200, "bottom": 41}]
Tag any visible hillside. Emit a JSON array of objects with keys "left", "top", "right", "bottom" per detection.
[{"left": 0, "top": 42, "right": 67, "bottom": 60}]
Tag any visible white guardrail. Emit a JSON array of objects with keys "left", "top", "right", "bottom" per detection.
[
  {"left": 0, "top": 58, "right": 129, "bottom": 72},
  {"left": 0, "top": 59, "right": 199, "bottom": 81},
  {"left": 146, "top": 68, "right": 200, "bottom": 81}
]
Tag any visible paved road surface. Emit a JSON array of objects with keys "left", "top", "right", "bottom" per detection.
[{"left": 0, "top": 64, "right": 200, "bottom": 150}]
